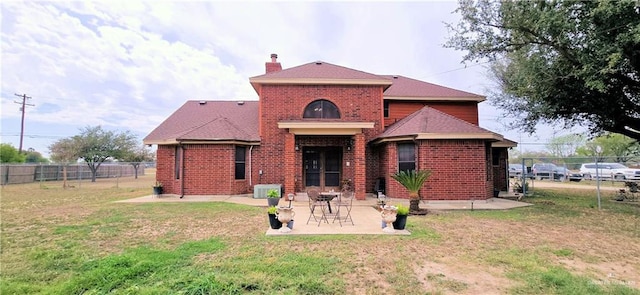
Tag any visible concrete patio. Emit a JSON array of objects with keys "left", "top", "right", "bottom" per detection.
[{"left": 118, "top": 194, "right": 532, "bottom": 235}]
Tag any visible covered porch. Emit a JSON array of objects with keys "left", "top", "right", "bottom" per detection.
[{"left": 278, "top": 121, "right": 374, "bottom": 200}]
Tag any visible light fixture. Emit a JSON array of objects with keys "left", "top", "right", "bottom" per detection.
[
  {"left": 346, "top": 138, "right": 354, "bottom": 150},
  {"left": 295, "top": 144, "right": 299, "bottom": 151}
]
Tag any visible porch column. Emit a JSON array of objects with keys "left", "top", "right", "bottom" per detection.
[
  {"left": 284, "top": 132, "right": 296, "bottom": 195},
  {"left": 354, "top": 133, "right": 366, "bottom": 200}
]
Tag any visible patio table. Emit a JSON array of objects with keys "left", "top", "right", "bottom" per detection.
[{"left": 319, "top": 192, "right": 339, "bottom": 213}]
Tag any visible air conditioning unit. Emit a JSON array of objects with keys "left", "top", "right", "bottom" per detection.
[{"left": 253, "top": 184, "right": 281, "bottom": 199}]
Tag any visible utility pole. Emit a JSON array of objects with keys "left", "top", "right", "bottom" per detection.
[{"left": 14, "top": 93, "right": 34, "bottom": 153}]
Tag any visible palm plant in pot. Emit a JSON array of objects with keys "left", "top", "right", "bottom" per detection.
[
  {"left": 267, "top": 188, "right": 281, "bottom": 206},
  {"left": 391, "top": 169, "right": 431, "bottom": 213}
]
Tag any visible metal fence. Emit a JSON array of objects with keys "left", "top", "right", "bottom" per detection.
[
  {"left": 0, "top": 162, "right": 154, "bottom": 185},
  {"left": 513, "top": 157, "right": 639, "bottom": 173}
]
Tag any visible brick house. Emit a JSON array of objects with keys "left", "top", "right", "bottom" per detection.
[{"left": 144, "top": 54, "right": 516, "bottom": 200}]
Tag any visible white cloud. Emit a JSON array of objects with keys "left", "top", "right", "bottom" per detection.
[{"left": 1, "top": 1, "right": 572, "bottom": 156}]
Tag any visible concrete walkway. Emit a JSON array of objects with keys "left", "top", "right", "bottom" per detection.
[{"left": 118, "top": 194, "right": 532, "bottom": 235}]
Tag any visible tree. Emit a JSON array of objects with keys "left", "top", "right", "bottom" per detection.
[
  {"left": 49, "top": 126, "right": 137, "bottom": 182},
  {"left": 121, "top": 145, "right": 155, "bottom": 179},
  {"left": 576, "top": 133, "right": 639, "bottom": 162},
  {"left": 24, "top": 148, "right": 49, "bottom": 163},
  {"left": 49, "top": 138, "right": 78, "bottom": 163},
  {"left": 446, "top": 0, "right": 640, "bottom": 141},
  {"left": 546, "top": 134, "right": 586, "bottom": 158},
  {"left": 0, "top": 144, "right": 26, "bottom": 163}
]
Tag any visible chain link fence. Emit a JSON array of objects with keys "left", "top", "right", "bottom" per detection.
[
  {"left": 512, "top": 157, "right": 639, "bottom": 179},
  {"left": 508, "top": 157, "right": 639, "bottom": 197},
  {"left": 0, "top": 162, "right": 155, "bottom": 185}
]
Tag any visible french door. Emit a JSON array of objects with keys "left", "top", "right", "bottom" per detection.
[{"left": 303, "top": 147, "right": 342, "bottom": 191}]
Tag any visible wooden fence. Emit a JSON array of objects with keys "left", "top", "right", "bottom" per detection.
[{"left": 0, "top": 163, "right": 148, "bottom": 185}]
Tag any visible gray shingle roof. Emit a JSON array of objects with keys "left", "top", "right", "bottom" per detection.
[
  {"left": 376, "top": 106, "right": 498, "bottom": 140},
  {"left": 143, "top": 101, "right": 259, "bottom": 144},
  {"left": 251, "top": 61, "right": 391, "bottom": 81},
  {"left": 382, "top": 75, "right": 484, "bottom": 100}
]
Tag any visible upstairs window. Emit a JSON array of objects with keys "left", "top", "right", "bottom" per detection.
[
  {"left": 303, "top": 99, "right": 340, "bottom": 119},
  {"left": 384, "top": 101, "right": 389, "bottom": 118}
]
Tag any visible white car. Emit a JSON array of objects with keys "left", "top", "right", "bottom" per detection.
[{"left": 579, "top": 163, "right": 640, "bottom": 180}]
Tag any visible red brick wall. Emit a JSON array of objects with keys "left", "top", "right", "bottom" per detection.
[
  {"left": 156, "top": 144, "right": 249, "bottom": 195},
  {"left": 383, "top": 140, "right": 491, "bottom": 201},
  {"left": 156, "top": 145, "right": 179, "bottom": 194},
  {"left": 367, "top": 144, "right": 382, "bottom": 193},
  {"left": 255, "top": 84, "right": 385, "bottom": 193}
]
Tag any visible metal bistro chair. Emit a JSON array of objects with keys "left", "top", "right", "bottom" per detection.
[
  {"left": 306, "top": 188, "right": 327, "bottom": 226},
  {"left": 333, "top": 190, "right": 354, "bottom": 226}
]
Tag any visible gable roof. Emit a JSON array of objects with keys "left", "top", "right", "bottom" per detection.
[
  {"left": 249, "top": 61, "right": 392, "bottom": 93},
  {"left": 373, "top": 106, "right": 502, "bottom": 143},
  {"left": 382, "top": 75, "right": 485, "bottom": 102},
  {"left": 143, "top": 100, "right": 259, "bottom": 145}
]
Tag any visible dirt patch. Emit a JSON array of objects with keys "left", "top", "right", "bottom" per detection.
[
  {"left": 416, "top": 260, "right": 512, "bottom": 294},
  {"left": 559, "top": 259, "right": 640, "bottom": 289}
]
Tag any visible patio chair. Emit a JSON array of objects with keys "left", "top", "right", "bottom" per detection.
[
  {"left": 306, "top": 188, "right": 327, "bottom": 225},
  {"left": 333, "top": 190, "right": 354, "bottom": 226}
]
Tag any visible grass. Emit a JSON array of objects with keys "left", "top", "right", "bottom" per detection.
[{"left": 1, "top": 175, "right": 639, "bottom": 294}]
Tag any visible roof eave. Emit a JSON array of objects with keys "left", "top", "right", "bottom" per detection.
[
  {"left": 415, "top": 132, "right": 503, "bottom": 141},
  {"left": 370, "top": 136, "right": 417, "bottom": 145},
  {"left": 384, "top": 95, "right": 486, "bottom": 102},
  {"left": 249, "top": 77, "right": 393, "bottom": 87},
  {"left": 278, "top": 121, "right": 375, "bottom": 135},
  {"left": 144, "top": 139, "right": 261, "bottom": 145},
  {"left": 492, "top": 138, "right": 518, "bottom": 148}
]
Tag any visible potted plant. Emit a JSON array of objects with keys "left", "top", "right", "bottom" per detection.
[
  {"left": 513, "top": 180, "right": 529, "bottom": 193},
  {"left": 267, "top": 188, "right": 281, "bottom": 206},
  {"left": 393, "top": 204, "right": 409, "bottom": 230},
  {"left": 267, "top": 206, "right": 282, "bottom": 229},
  {"left": 152, "top": 181, "right": 163, "bottom": 195},
  {"left": 391, "top": 169, "right": 431, "bottom": 213}
]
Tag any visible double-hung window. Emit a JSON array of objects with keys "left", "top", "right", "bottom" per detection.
[
  {"left": 235, "top": 146, "right": 246, "bottom": 180},
  {"left": 397, "top": 143, "right": 416, "bottom": 172}
]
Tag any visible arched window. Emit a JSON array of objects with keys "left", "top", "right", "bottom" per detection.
[{"left": 303, "top": 99, "right": 340, "bottom": 119}]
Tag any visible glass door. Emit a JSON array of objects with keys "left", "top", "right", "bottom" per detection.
[{"left": 303, "top": 147, "right": 342, "bottom": 191}]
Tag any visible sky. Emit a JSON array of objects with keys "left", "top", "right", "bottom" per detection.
[{"left": 1, "top": 1, "right": 583, "bottom": 158}]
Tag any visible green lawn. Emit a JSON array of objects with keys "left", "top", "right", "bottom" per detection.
[{"left": 1, "top": 175, "right": 639, "bottom": 294}]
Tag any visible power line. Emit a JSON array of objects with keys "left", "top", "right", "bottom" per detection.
[{"left": 14, "top": 93, "right": 34, "bottom": 153}]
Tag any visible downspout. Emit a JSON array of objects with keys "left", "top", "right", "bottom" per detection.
[
  {"left": 180, "top": 143, "right": 185, "bottom": 199},
  {"left": 249, "top": 145, "right": 254, "bottom": 186}
]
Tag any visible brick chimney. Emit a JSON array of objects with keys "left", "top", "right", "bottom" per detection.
[{"left": 265, "top": 53, "right": 282, "bottom": 73}]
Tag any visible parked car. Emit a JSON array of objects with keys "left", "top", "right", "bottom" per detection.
[
  {"left": 580, "top": 163, "right": 640, "bottom": 180},
  {"left": 508, "top": 164, "right": 527, "bottom": 178},
  {"left": 531, "top": 163, "right": 556, "bottom": 180},
  {"left": 555, "top": 166, "right": 582, "bottom": 182}
]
